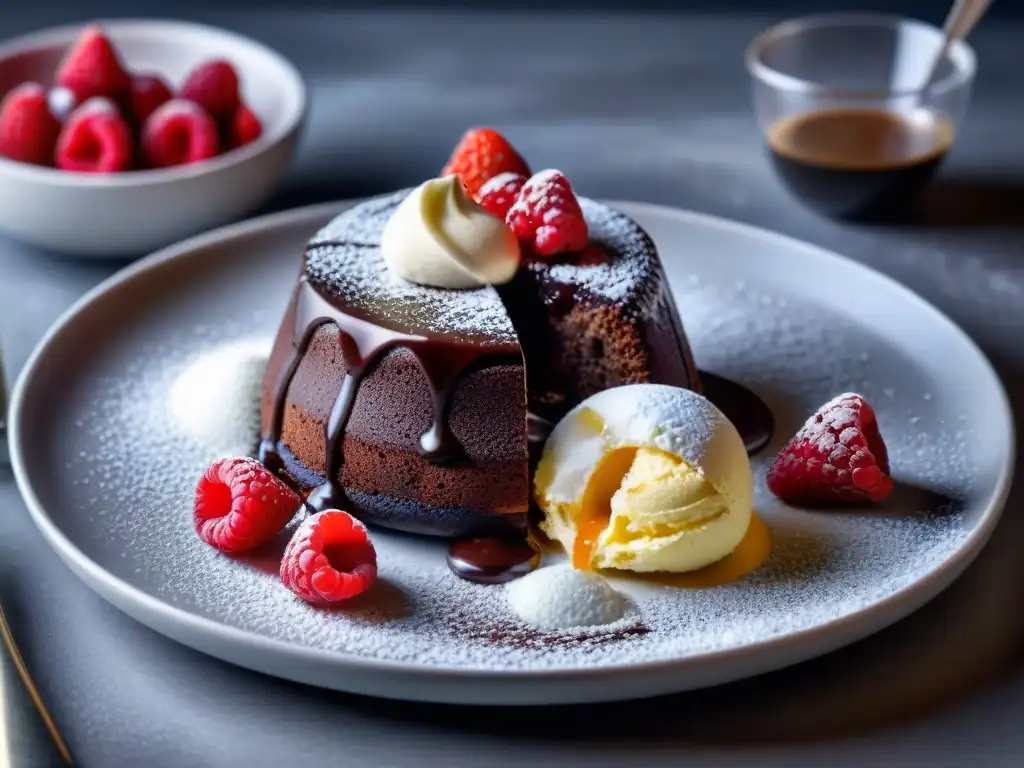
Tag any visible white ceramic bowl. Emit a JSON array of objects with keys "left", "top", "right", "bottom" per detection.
[{"left": 0, "top": 20, "right": 306, "bottom": 257}]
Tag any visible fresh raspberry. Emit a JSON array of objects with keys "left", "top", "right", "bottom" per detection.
[
  {"left": 141, "top": 99, "right": 220, "bottom": 168},
  {"left": 128, "top": 73, "right": 173, "bottom": 125},
  {"left": 477, "top": 172, "right": 526, "bottom": 220},
  {"left": 441, "top": 127, "right": 531, "bottom": 197},
  {"left": 506, "top": 169, "right": 589, "bottom": 257},
  {"left": 767, "top": 393, "right": 893, "bottom": 504},
  {"left": 55, "top": 25, "right": 132, "bottom": 103},
  {"left": 194, "top": 457, "right": 301, "bottom": 553},
  {"left": 228, "top": 103, "right": 262, "bottom": 149},
  {"left": 180, "top": 60, "right": 241, "bottom": 123},
  {"left": 55, "top": 98, "right": 133, "bottom": 173},
  {"left": 46, "top": 86, "right": 79, "bottom": 123},
  {"left": 0, "top": 83, "right": 61, "bottom": 165},
  {"left": 280, "top": 510, "right": 377, "bottom": 604}
]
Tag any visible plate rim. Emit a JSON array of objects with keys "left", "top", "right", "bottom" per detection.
[{"left": 8, "top": 199, "right": 1016, "bottom": 697}]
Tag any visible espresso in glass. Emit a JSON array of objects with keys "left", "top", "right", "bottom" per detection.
[{"left": 767, "top": 107, "right": 954, "bottom": 219}]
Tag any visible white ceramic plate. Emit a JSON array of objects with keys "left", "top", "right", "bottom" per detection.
[{"left": 9, "top": 201, "right": 1014, "bottom": 705}]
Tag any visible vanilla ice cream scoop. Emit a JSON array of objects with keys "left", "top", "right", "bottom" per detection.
[
  {"left": 380, "top": 175, "right": 520, "bottom": 289},
  {"left": 534, "top": 384, "right": 753, "bottom": 574}
]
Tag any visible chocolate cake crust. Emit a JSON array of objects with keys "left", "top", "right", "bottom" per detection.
[{"left": 260, "top": 190, "right": 699, "bottom": 537}]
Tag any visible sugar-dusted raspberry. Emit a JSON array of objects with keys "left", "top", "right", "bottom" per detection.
[
  {"left": 0, "top": 83, "right": 61, "bottom": 165},
  {"left": 141, "top": 98, "right": 220, "bottom": 168},
  {"left": 180, "top": 59, "right": 241, "bottom": 123},
  {"left": 441, "top": 127, "right": 531, "bottom": 197},
  {"left": 129, "top": 73, "right": 173, "bottom": 125},
  {"left": 194, "top": 457, "right": 301, "bottom": 553},
  {"left": 767, "top": 393, "right": 893, "bottom": 504},
  {"left": 55, "top": 25, "right": 132, "bottom": 103},
  {"left": 477, "top": 171, "right": 526, "bottom": 220},
  {"left": 280, "top": 510, "right": 377, "bottom": 604},
  {"left": 506, "top": 169, "right": 589, "bottom": 257},
  {"left": 55, "top": 97, "right": 133, "bottom": 173}
]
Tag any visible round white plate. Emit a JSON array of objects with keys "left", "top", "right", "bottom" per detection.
[{"left": 9, "top": 201, "right": 1014, "bottom": 705}]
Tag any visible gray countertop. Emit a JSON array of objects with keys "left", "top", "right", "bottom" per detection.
[{"left": 1, "top": 8, "right": 1023, "bottom": 767}]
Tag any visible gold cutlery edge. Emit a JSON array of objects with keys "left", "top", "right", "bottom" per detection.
[{"left": 0, "top": 605, "right": 74, "bottom": 765}]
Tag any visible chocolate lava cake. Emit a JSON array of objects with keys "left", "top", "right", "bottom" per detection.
[{"left": 260, "top": 190, "right": 699, "bottom": 538}]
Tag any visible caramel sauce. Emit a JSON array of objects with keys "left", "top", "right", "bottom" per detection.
[{"left": 572, "top": 447, "right": 638, "bottom": 570}]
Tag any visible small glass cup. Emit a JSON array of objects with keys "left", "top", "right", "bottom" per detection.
[{"left": 746, "top": 13, "right": 976, "bottom": 220}]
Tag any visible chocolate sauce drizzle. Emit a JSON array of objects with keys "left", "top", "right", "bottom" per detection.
[{"left": 260, "top": 280, "right": 491, "bottom": 512}]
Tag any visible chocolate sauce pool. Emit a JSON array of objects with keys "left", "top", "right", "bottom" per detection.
[
  {"left": 699, "top": 371, "right": 775, "bottom": 455},
  {"left": 446, "top": 537, "right": 540, "bottom": 584}
]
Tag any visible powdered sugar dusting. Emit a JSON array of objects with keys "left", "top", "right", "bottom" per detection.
[
  {"left": 534, "top": 198, "right": 663, "bottom": 311},
  {"left": 307, "top": 191, "right": 666, "bottom": 340},
  {"left": 168, "top": 338, "right": 269, "bottom": 457},
  {"left": 604, "top": 384, "right": 722, "bottom": 466},
  {"left": 478, "top": 171, "right": 526, "bottom": 198},
  {"left": 306, "top": 191, "right": 516, "bottom": 346},
  {"left": 45, "top": 242, "right": 987, "bottom": 674}
]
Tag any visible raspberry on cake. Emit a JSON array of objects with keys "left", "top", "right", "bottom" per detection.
[
  {"left": 441, "top": 127, "right": 531, "bottom": 196},
  {"left": 280, "top": 510, "right": 378, "bottom": 604},
  {"left": 767, "top": 393, "right": 893, "bottom": 504},
  {"left": 506, "top": 170, "right": 589, "bottom": 257},
  {"left": 477, "top": 172, "right": 526, "bottom": 220},
  {"left": 194, "top": 457, "right": 301, "bottom": 552}
]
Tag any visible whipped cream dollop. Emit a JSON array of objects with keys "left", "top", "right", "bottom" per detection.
[
  {"left": 380, "top": 175, "right": 520, "bottom": 289},
  {"left": 506, "top": 565, "right": 628, "bottom": 630}
]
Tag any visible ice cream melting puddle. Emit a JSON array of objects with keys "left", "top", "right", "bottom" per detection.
[{"left": 628, "top": 512, "right": 771, "bottom": 589}]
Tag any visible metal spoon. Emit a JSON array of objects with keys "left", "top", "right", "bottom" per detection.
[{"left": 918, "top": 0, "right": 992, "bottom": 95}]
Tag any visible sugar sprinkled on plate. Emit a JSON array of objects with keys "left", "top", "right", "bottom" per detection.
[
  {"left": 168, "top": 337, "right": 270, "bottom": 457},
  {"left": 55, "top": 219, "right": 979, "bottom": 673}
]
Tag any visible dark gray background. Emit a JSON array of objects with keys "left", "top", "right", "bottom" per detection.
[
  {"left": 11, "top": 0, "right": 1024, "bottom": 15},
  {"left": 1, "top": 2, "right": 1023, "bottom": 766}
]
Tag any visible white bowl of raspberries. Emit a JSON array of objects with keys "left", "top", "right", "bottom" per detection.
[{"left": 0, "top": 20, "right": 306, "bottom": 257}]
